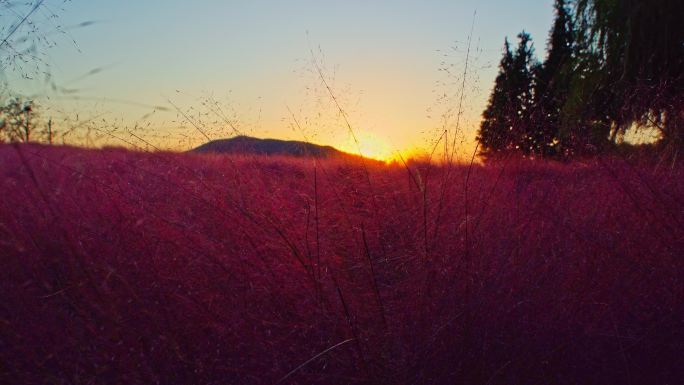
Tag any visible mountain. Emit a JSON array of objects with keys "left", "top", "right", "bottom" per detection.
[{"left": 192, "top": 136, "right": 375, "bottom": 162}]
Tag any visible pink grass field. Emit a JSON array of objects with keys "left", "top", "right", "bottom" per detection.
[{"left": 1, "top": 143, "right": 683, "bottom": 385}]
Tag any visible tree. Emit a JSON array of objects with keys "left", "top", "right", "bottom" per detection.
[
  {"left": 532, "top": 0, "right": 574, "bottom": 156},
  {"left": 478, "top": 32, "right": 538, "bottom": 157},
  {"left": 574, "top": 0, "right": 684, "bottom": 153},
  {"left": 510, "top": 32, "right": 538, "bottom": 155},
  {"left": 478, "top": 38, "right": 515, "bottom": 155},
  {"left": 0, "top": 97, "right": 37, "bottom": 143}
]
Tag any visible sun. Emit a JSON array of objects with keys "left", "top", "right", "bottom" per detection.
[
  {"left": 338, "top": 131, "right": 395, "bottom": 161},
  {"left": 336, "top": 131, "right": 422, "bottom": 162},
  {"left": 357, "top": 137, "right": 393, "bottom": 161}
]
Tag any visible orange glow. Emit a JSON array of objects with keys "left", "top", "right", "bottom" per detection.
[
  {"left": 336, "top": 131, "right": 385, "bottom": 161},
  {"left": 336, "top": 131, "right": 408, "bottom": 162}
]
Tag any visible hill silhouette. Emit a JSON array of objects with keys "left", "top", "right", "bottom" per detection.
[{"left": 192, "top": 136, "right": 376, "bottom": 162}]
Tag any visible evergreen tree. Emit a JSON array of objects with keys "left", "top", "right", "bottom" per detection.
[
  {"left": 532, "top": 0, "right": 574, "bottom": 156},
  {"left": 478, "top": 33, "right": 537, "bottom": 157},
  {"left": 477, "top": 38, "right": 515, "bottom": 155},
  {"left": 481, "top": 0, "right": 683, "bottom": 158},
  {"left": 510, "top": 32, "right": 538, "bottom": 155}
]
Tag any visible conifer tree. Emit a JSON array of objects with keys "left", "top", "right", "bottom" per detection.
[
  {"left": 477, "top": 38, "right": 515, "bottom": 155},
  {"left": 510, "top": 32, "right": 538, "bottom": 155},
  {"left": 478, "top": 33, "right": 537, "bottom": 157},
  {"left": 532, "top": 0, "right": 574, "bottom": 156}
]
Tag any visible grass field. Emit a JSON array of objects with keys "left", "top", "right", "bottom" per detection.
[{"left": 1, "top": 143, "right": 682, "bottom": 384}]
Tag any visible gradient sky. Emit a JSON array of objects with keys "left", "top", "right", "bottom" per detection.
[{"left": 7, "top": 0, "right": 556, "bottom": 159}]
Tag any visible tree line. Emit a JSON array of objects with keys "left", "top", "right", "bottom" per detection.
[{"left": 478, "top": 0, "right": 684, "bottom": 159}]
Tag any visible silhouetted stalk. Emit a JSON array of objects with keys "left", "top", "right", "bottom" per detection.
[
  {"left": 276, "top": 338, "right": 355, "bottom": 384},
  {"left": 464, "top": 142, "right": 480, "bottom": 265},
  {"left": 0, "top": 0, "right": 45, "bottom": 50},
  {"left": 361, "top": 223, "right": 388, "bottom": 330},
  {"left": 448, "top": 10, "right": 477, "bottom": 164},
  {"left": 167, "top": 98, "right": 212, "bottom": 142},
  {"left": 47, "top": 119, "right": 52, "bottom": 144},
  {"left": 314, "top": 165, "right": 322, "bottom": 306},
  {"left": 431, "top": 11, "right": 477, "bottom": 253},
  {"left": 331, "top": 273, "right": 372, "bottom": 381},
  {"left": 308, "top": 45, "right": 385, "bottom": 237}
]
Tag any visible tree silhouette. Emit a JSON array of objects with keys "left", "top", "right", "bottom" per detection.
[
  {"left": 482, "top": 0, "right": 684, "bottom": 159},
  {"left": 510, "top": 32, "right": 538, "bottom": 155},
  {"left": 532, "top": 0, "right": 574, "bottom": 157},
  {"left": 478, "top": 32, "right": 538, "bottom": 157},
  {"left": 478, "top": 38, "right": 515, "bottom": 155},
  {"left": 574, "top": 0, "right": 684, "bottom": 152},
  {"left": 0, "top": 97, "right": 37, "bottom": 143}
]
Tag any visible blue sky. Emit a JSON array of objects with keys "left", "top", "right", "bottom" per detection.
[{"left": 4, "top": 0, "right": 555, "bottom": 158}]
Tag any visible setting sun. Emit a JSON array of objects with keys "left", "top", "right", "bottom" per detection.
[
  {"left": 336, "top": 131, "right": 394, "bottom": 161},
  {"left": 335, "top": 131, "right": 427, "bottom": 162}
]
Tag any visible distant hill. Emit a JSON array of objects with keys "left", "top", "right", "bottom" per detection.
[{"left": 192, "top": 136, "right": 374, "bottom": 162}]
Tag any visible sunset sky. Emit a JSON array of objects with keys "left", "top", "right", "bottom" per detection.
[{"left": 7, "top": 0, "right": 555, "bottom": 160}]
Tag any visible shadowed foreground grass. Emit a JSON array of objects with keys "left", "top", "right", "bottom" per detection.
[{"left": 1, "top": 144, "right": 682, "bottom": 385}]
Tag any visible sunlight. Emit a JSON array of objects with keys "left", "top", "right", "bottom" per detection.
[
  {"left": 338, "top": 131, "right": 394, "bottom": 161},
  {"left": 336, "top": 131, "right": 425, "bottom": 162}
]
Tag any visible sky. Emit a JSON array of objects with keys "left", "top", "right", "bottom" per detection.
[{"left": 4, "top": 0, "right": 556, "bottom": 160}]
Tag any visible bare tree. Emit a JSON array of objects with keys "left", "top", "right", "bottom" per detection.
[{"left": 0, "top": 97, "right": 38, "bottom": 143}]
